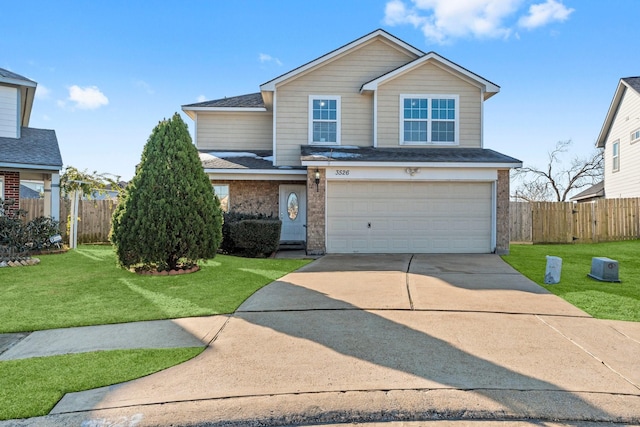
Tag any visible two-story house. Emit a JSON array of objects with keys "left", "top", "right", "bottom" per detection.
[
  {"left": 182, "top": 29, "right": 521, "bottom": 255},
  {"left": 0, "top": 68, "right": 62, "bottom": 219},
  {"left": 595, "top": 77, "right": 640, "bottom": 198}
]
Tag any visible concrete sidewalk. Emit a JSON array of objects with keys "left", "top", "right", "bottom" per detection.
[
  {"left": 0, "top": 317, "right": 227, "bottom": 361},
  {"left": 2, "top": 254, "right": 640, "bottom": 426}
]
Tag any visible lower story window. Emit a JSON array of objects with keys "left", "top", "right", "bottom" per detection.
[{"left": 212, "top": 184, "right": 229, "bottom": 212}]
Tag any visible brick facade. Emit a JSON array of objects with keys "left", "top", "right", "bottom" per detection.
[
  {"left": 495, "top": 169, "right": 511, "bottom": 254},
  {"left": 0, "top": 171, "right": 20, "bottom": 215},
  {"left": 211, "top": 179, "right": 304, "bottom": 218},
  {"left": 306, "top": 168, "right": 326, "bottom": 255}
]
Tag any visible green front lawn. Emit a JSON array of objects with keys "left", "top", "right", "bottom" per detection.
[
  {"left": 0, "top": 245, "right": 310, "bottom": 421},
  {"left": 0, "top": 245, "right": 311, "bottom": 333},
  {"left": 502, "top": 240, "right": 640, "bottom": 321},
  {"left": 0, "top": 348, "right": 203, "bottom": 421}
]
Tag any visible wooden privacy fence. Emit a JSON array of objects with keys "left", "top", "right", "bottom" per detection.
[
  {"left": 510, "top": 198, "right": 640, "bottom": 244},
  {"left": 18, "top": 198, "right": 640, "bottom": 245},
  {"left": 20, "top": 198, "right": 118, "bottom": 244}
]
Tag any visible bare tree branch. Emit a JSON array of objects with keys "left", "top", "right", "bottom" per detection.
[{"left": 512, "top": 140, "right": 603, "bottom": 202}]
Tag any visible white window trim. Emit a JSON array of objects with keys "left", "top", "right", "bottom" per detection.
[
  {"left": 0, "top": 176, "right": 4, "bottom": 216},
  {"left": 308, "top": 95, "right": 341, "bottom": 145},
  {"left": 612, "top": 140, "right": 620, "bottom": 172},
  {"left": 399, "top": 94, "right": 459, "bottom": 146},
  {"left": 212, "top": 183, "right": 230, "bottom": 212},
  {"left": 631, "top": 128, "right": 640, "bottom": 144}
]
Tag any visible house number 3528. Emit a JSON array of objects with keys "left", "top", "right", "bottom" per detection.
[{"left": 335, "top": 169, "right": 350, "bottom": 176}]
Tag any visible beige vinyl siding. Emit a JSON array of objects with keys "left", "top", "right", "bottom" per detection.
[
  {"left": 196, "top": 111, "right": 273, "bottom": 151},
  {"left": 0, "top": 86, "right": 18, "bottom": 138},
  {"left": 275, "top": 38, "right": 418, "bottom": 166},
  {"left": 604, "top": 88, "right": 640, "bottom": 198},
  {"left": 377, "top": 62, "right": 482, "bottom": 148}
]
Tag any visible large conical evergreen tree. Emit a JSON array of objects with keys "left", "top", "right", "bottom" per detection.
[{"left": 111, "top": 113, "right": 222, "bottom": 271}]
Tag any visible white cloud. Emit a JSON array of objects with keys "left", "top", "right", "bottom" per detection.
[
  {"left": 67, "top": 85, "right": 109, "bottom": 110},
  {"left": 384, "top": 0, "right": 574, "bottom": 44},
  {"left": 197, "top": 95, "right": 207, "bottom": 102},
  {"left": 259, "top": 53, "right": 282, "bottom": 66},
  {"left": 35, "top": 84, "right": 51, "bottom": 99},
  {"left": 518, "top": 0, "right": 574, "bottom": 29},
  {"left": 135, "top": 80, "right": 155, "bottom": 95}
]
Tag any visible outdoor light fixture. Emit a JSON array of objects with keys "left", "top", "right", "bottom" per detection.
[{"left": 314, "top": 169, "right": 320, "bottom": 192}]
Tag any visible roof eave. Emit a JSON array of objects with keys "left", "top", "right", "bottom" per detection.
[
  {"left": 0, "top": 161, "right": 62, "bottom": 171},
  {"left": 301, "top": 160, "right": 522, "bottom": 168},
  {"left": 0, "top": 76, "right": 37, "bottom": 88},
  {"left": 21, "top": 85, "right": 36, "bottom": 126},
  {"left": 596, "top": 79, "right": 628, "bottom": 148},
  {"left": 182, "top": 106, "right": 267, "bottom": 113}
]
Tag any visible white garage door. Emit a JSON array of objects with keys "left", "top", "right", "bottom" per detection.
[{"left": 327, "top": 181, "right": 492, "bottom": 253}]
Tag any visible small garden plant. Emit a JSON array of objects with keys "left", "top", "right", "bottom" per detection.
[{"left": 0, "top": 198, "right": 60, "bottom": 264}]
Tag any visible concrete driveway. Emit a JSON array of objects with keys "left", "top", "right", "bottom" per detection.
[{"left": 26, "top": 254, "right": 640, "bottom": 426}]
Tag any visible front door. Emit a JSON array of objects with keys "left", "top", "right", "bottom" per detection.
[{"left": 279, "top": 184, "right": 307, "bottom": 242}]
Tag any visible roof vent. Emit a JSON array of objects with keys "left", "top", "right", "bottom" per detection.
[{"left": 588, "top": 257, "right": 621, "bottom": 282}]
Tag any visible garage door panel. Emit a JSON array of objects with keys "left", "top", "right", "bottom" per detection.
[{"left": 327, "top": 181, "right": 492, "bottom": 254}]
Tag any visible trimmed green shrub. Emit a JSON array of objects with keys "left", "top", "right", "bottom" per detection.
[
  {"left": 229, "top": 219, "right": 282, "bottom": 257},
  {"left": 220, "top": 211, "right": 274, "bottom": 253},
  {"left": 110, "top": 113, "right": 223, "bottom": 271}
]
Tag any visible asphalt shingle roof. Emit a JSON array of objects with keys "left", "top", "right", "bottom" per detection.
[
  {"left": 0, "top": 127, "right": 63, "bottom": 168},
  {"left": 623, "top": 77, "right": 640, "bottom": 94},
  {"left": 199, "top": 150, "right": 304, "bottom": 171},
  {"left": 0, "top": 68, "right": 36, "bottom": 85},
  {"left": 183, "top": 93, "right": 265, "bottom": 108},
  {"left": 301, "top": 146, "right": 521, "bottom": 164},
  {"left": 570, "top": 181, "right": 604, "bottom": 201}
]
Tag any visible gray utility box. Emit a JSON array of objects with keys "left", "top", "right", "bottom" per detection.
[{"left": 588, "top": 257, "right": 621, "bottom": 282}]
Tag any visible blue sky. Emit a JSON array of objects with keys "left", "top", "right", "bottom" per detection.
[{"left": 2, "top": 0, "right": 638, "bottom": 181}]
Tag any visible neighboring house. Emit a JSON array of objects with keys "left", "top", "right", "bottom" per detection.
[
  {"left": 20, "top": 184, "right": 41, "bottom": 199},
  {"left": 570, "top": 181, "right": 604, "bottom": 203},
  {"left": 596, "top": 77, "right": 640, "bottom": 198},
  {"left": 182, "top": 29, "right": 521, "bottom": 255},
  {"left": 0, "top": 68, "right": 62, "bottom": 219}
]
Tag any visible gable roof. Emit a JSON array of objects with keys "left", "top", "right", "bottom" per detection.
[
  {"left": 259, "top": 29, "right": 424, "bottom": 92},
  {"left": 570, "top": 181, "right": 604, "bottom": 202},
  {"left": 0, "top": 127, "right": 63, "bottom": 170},
  {"left": 0, "top": 67, "right": 38, "bottom": 127},
  {"left": 596, "top": 77, "right": 640, "bottom": 148},
  {"left": 360, "top": 52, "right": 500, "bottom": 100}
]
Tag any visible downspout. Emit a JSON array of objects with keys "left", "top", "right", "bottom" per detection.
[
  {"left": 373, "top": 90, "right": 378, "bottom": 148},
  {"left": 272, "top": 91, "right": 277, "bottom": 166}
]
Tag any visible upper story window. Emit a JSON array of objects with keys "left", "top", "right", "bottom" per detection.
[
  {"left": 309, "top": 96, "right": 340, "bottom": 145},
  {"left": 612, "top": 140, "right": 620, "bottom": 172},
  {"left": 400, "top": 95, "right": 459, "bottom": 145},
  {"left": 212, "top": 184, "right": 229, "bottom": 212},
  {"left": 631, "top": 128, "right": 640, "bottom": 144}
]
